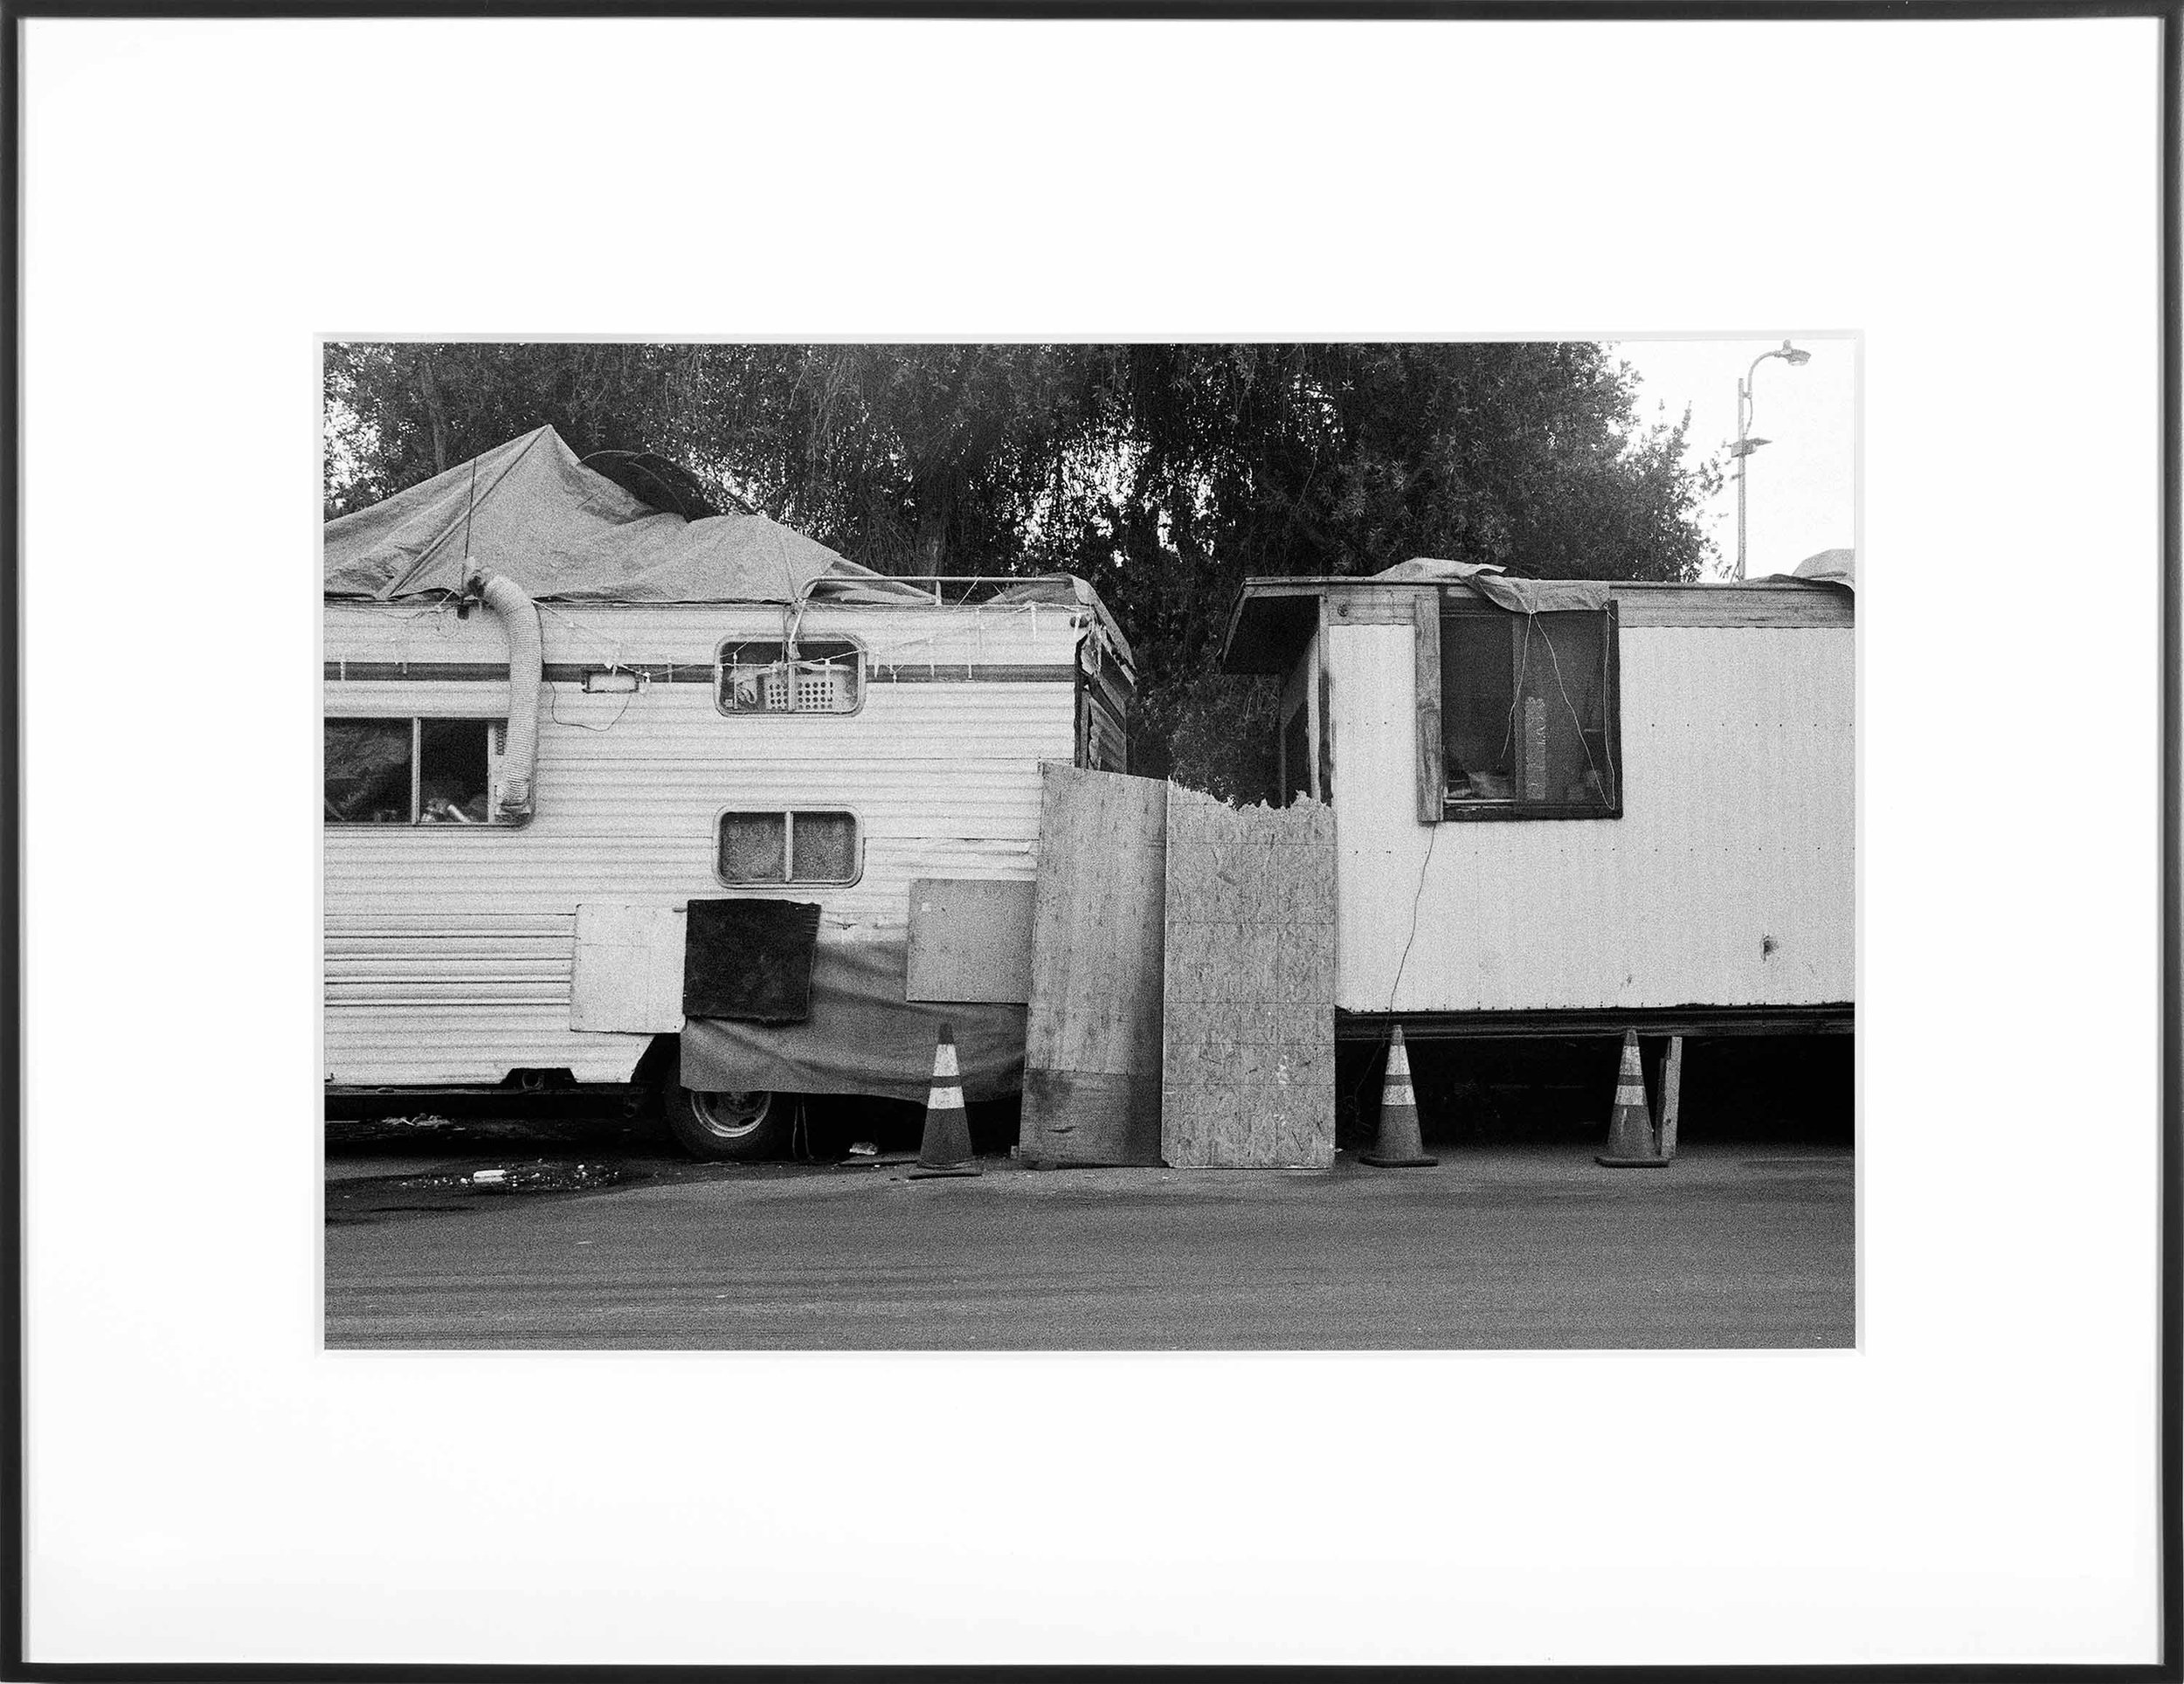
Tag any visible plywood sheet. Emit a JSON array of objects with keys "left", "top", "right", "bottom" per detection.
[
  {"left": 1160, "top": 790, "right": 1337, "bottom": 1168},
  {"left": 570, "top": 902, "right": 685, "bottom": 1033},
  {"left": 906, "top": 877, "right": 1035, "bottom": 1004},
  {"left": 1019, "top": 766, "right": 1169, "bottom": 1166}
]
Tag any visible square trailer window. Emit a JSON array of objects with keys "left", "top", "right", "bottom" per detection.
[
  {"left": 717, "top": 639, "right": 862, "bottom": 714},
  {"left": 1440, "top": 607, "right": 1620, "bottom": 818},
  {"left": 716, "top": 811, "right": 861, "bottom": 886},
  {"left": 718, "top": 812, "right": 789, "bottom": 884},
  {"left": 324, "top": 719, "right": 412, "bottom": 823},
  {"left": 418, "top": 719, "right": 492, "bottom": 824},
  {"left": 790, "top": 811, "right": 858, "bottom": 882},
  {"left": 325, "top": 718, "right": 501, "bottom": 825}
]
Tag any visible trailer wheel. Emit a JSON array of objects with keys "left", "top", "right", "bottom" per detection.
[{"left": 662, "top": 1086, "right": 790, "bottom": 1162}]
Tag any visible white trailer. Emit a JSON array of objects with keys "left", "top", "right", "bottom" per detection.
[
  {"left": 323, "top": 430, "right": 1131, "bottom": 1156},
  {"left": 1220, "top": 558, "right": 1853, "bottom": 1041}
]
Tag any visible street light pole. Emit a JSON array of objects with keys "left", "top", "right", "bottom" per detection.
[
  {"left": 1731, "top": 340, "right": 1811, "bottom": 582},
  {"left": 1735, "top": 373, "right": 1751, "bottom": 582}
]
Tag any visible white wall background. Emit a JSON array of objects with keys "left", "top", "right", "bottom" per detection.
[{"left": 19, "top": 17, "right": 2165, "bottom": 1666}]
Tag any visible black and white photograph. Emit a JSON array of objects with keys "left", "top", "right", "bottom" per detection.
[
  {"left": 12, "top": 10, "right": 2170, "bottom": 1673},
  {"left": 321, "top": 337, "right": 1858, "bottom": 1351}
]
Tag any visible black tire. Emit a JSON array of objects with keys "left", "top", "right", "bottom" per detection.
[{"left": 661, "top": 1085, "right": 791, "bottom": 1162}]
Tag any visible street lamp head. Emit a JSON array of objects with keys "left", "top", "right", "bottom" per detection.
[{"left": 1779, "top": 342, "right": 1812, "bottom": 366}]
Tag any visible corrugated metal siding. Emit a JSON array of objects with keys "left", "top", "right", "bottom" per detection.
[
  {"left": 325, "top": 680, "right": 510, "bottom": 718},
  {"left": 323, "top": 599, "right": 1093, "bottom": 668},
  {"left": 323, "top": 999, "right": 649, "bottom": 1085},
  {"left": 1332, "top": 621, "right": 1854, "bottom": 1012},
  {"left": 325, "top": 601, "right": 1080, "bottom": 1086}
]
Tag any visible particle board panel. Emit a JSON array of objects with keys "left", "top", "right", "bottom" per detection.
[
  {"left": 1160, "top": 788, "right": 1337, "bottom": 1169},
  {"left": 905, "top": 877, "right": 1036, "bottom": 1004},
  {"left": 1019, "top": 766, "right": 1171, "bottom": 1166}
]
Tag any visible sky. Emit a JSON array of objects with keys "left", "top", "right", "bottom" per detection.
[{"left": 1607, "top": 335, "right": 1856, "bottom": 583}]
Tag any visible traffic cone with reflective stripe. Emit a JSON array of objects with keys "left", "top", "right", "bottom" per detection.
[
  {"left": 1595, "top": 1030, "right": 1669, "bottom": 1168},
  {"left": 1361, "top": 1025, "right": 1437, "bottom": 1168},
  {"left": 909, "top": 1023, "right": 980, "bottom": 1179}
]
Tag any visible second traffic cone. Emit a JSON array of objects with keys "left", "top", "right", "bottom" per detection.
[
  {"left": 1361, "top": 1025, "right": 1437, "bottom": 1168},
  {"left": 909, "top": 1023, "right": 980, "bottom": 1179},
  {"left": 1595, "top": 1030, "right": 1669, "bottom": 1168}
]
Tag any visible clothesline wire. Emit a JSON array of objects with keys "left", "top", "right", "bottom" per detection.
[{"left": 536, "top": 599, "right": 1090, "bottom": 678}]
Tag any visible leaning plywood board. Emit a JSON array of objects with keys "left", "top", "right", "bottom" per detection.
[
  {"left": 1019, "top": 766, "right": 1169, "bottom": 1166},
  {"left": 570, "top": 902, "right": 686, "bottom": 1033},
  {"left": 1161, "top": 790, "right": 1337, "bottom": 1168},
  {"left": 906, "top": 878, "right": 1036, "bottom": 1004}
]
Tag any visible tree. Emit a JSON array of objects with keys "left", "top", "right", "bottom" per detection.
[
  {"left": 325, "top": 342, "right": 1717, "bottom": 798},
  {"left": 324, "top": 343, "right": 708, "bottom": 516}
]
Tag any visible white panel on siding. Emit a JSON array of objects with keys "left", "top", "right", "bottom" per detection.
[
  {"left": 570, "top": 904, "right": 687, "bottom": 1033},
  {"left": 1330, "top": 621, "right": 1854, "bottom": 1013}
]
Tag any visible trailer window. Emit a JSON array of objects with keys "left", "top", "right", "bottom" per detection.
[
  {"left": 325, "top": 718, "right": 501, "bottom": 825},
  {"left": 1440, "top": 607, "right": 1620, "bottom": 818},
  {"left": 716, "top": 638, "right": 862, "bottom": 714},
  {"left": 717, "top": 810, "right": 861, "bottom": 886}
]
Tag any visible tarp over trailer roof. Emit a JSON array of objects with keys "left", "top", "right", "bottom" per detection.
[
  {"left": 323, "top": 424, "right": 1137, "bottom": 671},
  {"left": 323, "top": 424, "right": 933, "bottom": 606}
]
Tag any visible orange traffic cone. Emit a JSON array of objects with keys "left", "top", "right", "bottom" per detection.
[
  {"left": 1595, "top": 1030, "right": 1669, "bottom": 1168},
  {"left": 1361, "top": 1025, "right": 1437, "bottom": 1168},
  {"left": 909, "top": 1023, "right": 980, "bottom": 1179}
]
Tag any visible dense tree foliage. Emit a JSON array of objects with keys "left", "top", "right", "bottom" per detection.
[{"left": 326, "top": 342, "right": 1717, "bottom": 799}]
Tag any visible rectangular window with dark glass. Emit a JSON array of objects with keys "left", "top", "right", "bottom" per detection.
[
  {"left": 1440, "top": 606, "right": 1621, "bottom": 818},
  {"left": 716, "top": 810, "right": 861, "bottom": 886},
  {"left": 325, "top": 718, "right": 503, "bottom": 825},
  {"left": 716, "top": 638, "right": 863, "bottom": 714}
]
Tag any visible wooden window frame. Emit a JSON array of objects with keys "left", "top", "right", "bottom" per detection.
[{"left": 1420, "top": 595, "right": 1623, "bottom": 825}]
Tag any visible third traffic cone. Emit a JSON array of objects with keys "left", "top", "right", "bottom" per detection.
[
  {"left": 1595, "top": 1030, "right": 1669, "bottom": 1168},
  {"left": 909, "top": 1023, "right": 980, "bottom": 1179},
  {"left": 1361, "top": 1025, "right": 1437, "bottom": 1168}
]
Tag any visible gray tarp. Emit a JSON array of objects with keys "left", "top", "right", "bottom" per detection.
[
  {"left": 1380, "top": 549, "right": 1856, "bottom": 602},
  {"left": 1769, "top": 547, "right": 1856, "bottom": 590},
  {"left": 680, "top": 931, "right": 1026, "bottom": 1103},
  {"left": 1373, "top": 556, "right": 1612, "bottom": 613},
  {"left": 322, "top": 428, "right": 1130, "bottom": 652},
  {"left": 323, "top": 424, "right": 929, "bottom": 604}
]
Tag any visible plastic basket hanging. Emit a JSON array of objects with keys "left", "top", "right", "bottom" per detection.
[
  {"left": 796, "top": 661, "right": 845, "bottom": 711},
  {"left": 751, "top": 653, "right": 852, "bottom": 713}
]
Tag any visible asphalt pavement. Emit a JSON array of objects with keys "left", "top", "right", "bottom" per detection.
[{"left": 325, "top": 1141, "right": 1854, "bottom": 1350}]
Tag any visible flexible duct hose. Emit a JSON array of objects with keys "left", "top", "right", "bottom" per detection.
[{"left": 471, "top": 572, "right": 541, "bottom": 825}]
